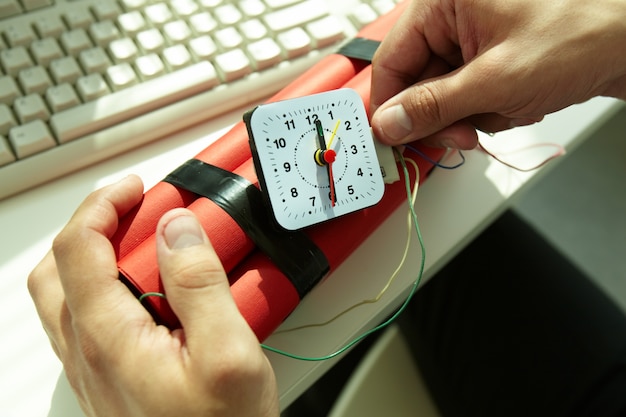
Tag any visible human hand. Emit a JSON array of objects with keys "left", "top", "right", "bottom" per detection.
[
  {"left": 28, "top": 176, "right": 279, "bottom": 417},
  {"left": 370, "top": 0, "right": 626, "bottom": 149}
]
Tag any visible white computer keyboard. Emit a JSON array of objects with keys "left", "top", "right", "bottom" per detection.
[{"left": 0, "top": 0, "right": 401, "bottom": 200}]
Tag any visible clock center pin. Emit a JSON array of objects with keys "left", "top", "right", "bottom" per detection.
[{"left": 314, "top": 149, "right": 336, "bottom": 166}]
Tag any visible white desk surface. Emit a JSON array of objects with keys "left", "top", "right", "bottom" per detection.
[{"left": 0, "top": 97, "right": 622, "bottom": 416}]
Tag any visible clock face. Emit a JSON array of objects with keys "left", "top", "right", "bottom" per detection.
[{"left": 246, "top": 88, "right": 385, "bottom": 231}]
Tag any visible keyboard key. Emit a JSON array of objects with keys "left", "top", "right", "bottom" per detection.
[
  {"left": 0, "top": 0, "right": 22, "bottom": 18},
  {"left": 163, "top": 20, "right": 192, "bottom": 44},
  {"left": 277, "top": 27, "right": 311, "bottom": 58},
  {"left": 3, "top": 24, "right": 37, "bottom": 48},
  {"left": 64, "top": 9, "right": 94, "bottom": 29},
  {"left": 105, "top": 63, "right": 138, "bottom": 91},
  {"left": 214, "top": 49, "right": 252, "bottom": 81},
  {"left": 0, "top": 76, "right": 21, "bottom": 106},
  {"left": 240, "top": 18, "right": 268, "bottom": 41},
  {"left": 14, "top": 94, "right": 51, "bottom": 124},
  {"left": 92, "top": 1, "right": 122, "bottom": 21},
  {"left": 33, "top": 15, "right": 67, "bottom": 38},
  {"left": 0, "top": 104, "right": 18, "bottom": 135},
  {"left": 214, "top": 4, "right": 243, "bottom": 26},
  {"left": 22, "top": 0, "right": 52, "bottom": 11},
  {"left": 9, "top": 119, "right": 56, "bottom": 159},
  {"left": 79, "top": 47, "right": 113, "bottom": 74},
  {"left": 189, "top": 12, "right": 218, "bottom": 35},
  {"left": 170, "top": 0, "right": 198, "bottom": 17},
  {"left": 162, "top": 45, "right": 192, "bottom": 70},
  {"left": 135, "top": 53, "right": 165, "bottom": 80},
  {"left": 76, "top": 73, "right": 110, "bottom": 102},
  {"left": 50, "top": 56, "right": 83, "bottom": 84},
  {"left": 188, "top": 35, "right": 218, "bottom": 60},
  {"left": 118, "top": 11, "right": 147, "bottom": 35},
  {"left": 263, "top": 0, "right": 328, "bottom": 32},
  {"left": 108, "top": 38, "right": 139, "bottom": 63},
  {"left": 30, "top": 38, "right": 65, "bottom": 67},
  {"left": 247, "top": 38, "right": 282, "bottom": 70},
  {"left": 18, "top": 65, "right": 53, "bottom": 95},
  {"left": 60, "top": 29, "right": 92, "bottom": 56},
  {"left": 306, "top": 15, "right": 345, "bottom": 47},
  {"left": 0, "top": 135, "right": 16, "bottom": 166},
  {"left": 0, "top": 47, "right": 34, "bottom": 77},
  {"left": 348, "top": 3, "right": 377, "bottom": 28},
  {"left": 239, "top": 0, "right": 266, "bottom": 17},
  {"left": 51, "top": 62, "right": 219, "bottom": 143},
  {"left": 136, "top": 28, "right": 166, "bottom": 53},
  {"left": 144, "top": 3, "right": 173, "bottom": 27},
  {"left": 119, "top": 0, "right": 147, "bottom": 11},
  {"left": 89, "top": 20, "right": 121, "bottom": 46},
  {"left": 214, "top": 27, "right": 243, "bottom": 50},
  {"left": 46, "top": 83, "right": 81, "bottom": 113}
]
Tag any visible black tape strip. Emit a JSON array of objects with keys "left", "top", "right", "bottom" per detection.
[
  {"left": 163, "top": 159, "right": 329, "bottom": 298},
  {"left": 337, "top": 37, "right": 381, "bottom": 62}
]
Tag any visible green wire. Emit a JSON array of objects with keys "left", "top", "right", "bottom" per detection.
[
  {"left": 260, "top": 149, "right": 426, "bottom": 361},
  {"left": 139, "top": 292, "right": 168, "bottom": 303}
]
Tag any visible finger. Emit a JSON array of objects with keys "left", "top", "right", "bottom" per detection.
[
  {"left": 370, "top": 2, "right": 461, "bottom": 113},
  {"left": 469, "top": 113, "right": 545, "bottom": 134},
  {"left": 370, "top": 7, "right": 432, "bottom": 112},
  {"left": 53, "top": 175, "right": 145, "bottom": 326},
  {"left": 371, "top": 54, "right": 452, "bottom": 115},
  {"left": 371, "top": 53, "right": 504, "bottom": 144},
  {"left": 419, "top": 119, "right": 479, "bottom": 150},
  {"left": 156, "top": 209, "right": 257, "bottom": 354}
]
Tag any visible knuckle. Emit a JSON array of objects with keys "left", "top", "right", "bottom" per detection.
[
  {"left": 51, "top": 229, "right": 72, "bottom": 257},
  {"left": 166, "top": 249, "right": 226, "bottom": 291},
  {"left": 206, "top": 342, "right": 266, "bottom": 385},
  {"left": 406, "top": 83, "right": 446, "bottom": 126},
  {"left": 27, "top": 264, "right": 44, "bottom": 299}
]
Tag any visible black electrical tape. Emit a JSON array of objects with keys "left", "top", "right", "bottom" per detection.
[
  {"left": 163, "top": 159, "right": 330, "bottom": 298},
  {"left": 337, "top": 37, "right": 381, "bottom": 62}
]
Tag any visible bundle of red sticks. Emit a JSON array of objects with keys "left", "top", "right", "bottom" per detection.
[{"left": 113, "top": 2, "right": 446, "bottom": 341}]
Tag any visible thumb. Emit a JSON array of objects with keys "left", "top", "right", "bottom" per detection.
[
  {"left": 371, "top": 58, "right": 495, "bottom": 147},
  {"left": 156, "top": 209, "right": 251, "bottom": 347}
]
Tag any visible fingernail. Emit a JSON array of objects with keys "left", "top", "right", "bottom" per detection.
[
  {"left": 163, "top": 214, "right": 204, "bottom": 250},
  {"left": 379, "top": 104, "right": 412, "bottom": 142}
]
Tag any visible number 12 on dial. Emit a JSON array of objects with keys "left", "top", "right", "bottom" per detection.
[{"left": 245, "top": 88, "right": 385, "bottom": 231}]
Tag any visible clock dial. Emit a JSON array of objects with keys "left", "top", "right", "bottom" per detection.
[{"left": 246, "top": 88, "right": 385, "bottom": 230}]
